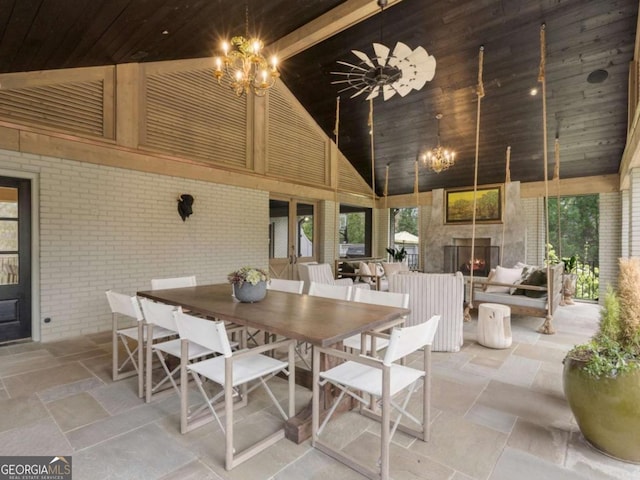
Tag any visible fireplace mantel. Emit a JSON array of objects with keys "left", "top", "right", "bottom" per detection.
[{"left": 424, "top": 182, "right": 526, "bottom": 273}]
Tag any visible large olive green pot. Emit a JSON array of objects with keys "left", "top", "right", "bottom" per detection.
[{"left": 563, "top": 357, "right": 640, "bottom": 463}]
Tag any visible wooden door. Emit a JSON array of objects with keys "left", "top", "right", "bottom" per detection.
[{"left": 269, "top": 197, "right": 317, "bottom": 279}]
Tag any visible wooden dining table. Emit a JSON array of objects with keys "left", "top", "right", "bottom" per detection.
[{"left": 137, "top": 283, "right": 410, "bottom": 442}]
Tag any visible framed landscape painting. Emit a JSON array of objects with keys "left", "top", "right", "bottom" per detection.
[{"left": 445, "top": 186, "right": 502, "bottom": 224}]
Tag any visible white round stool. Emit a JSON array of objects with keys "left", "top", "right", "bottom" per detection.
[{"left": 477, "top": 303, "right": 512, "bottom": 349}]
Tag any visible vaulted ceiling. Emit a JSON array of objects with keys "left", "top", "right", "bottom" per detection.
[{"left": 0, "top": 0, "right": 637, "bottom": 196}]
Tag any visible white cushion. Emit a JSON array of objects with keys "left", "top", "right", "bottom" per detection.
[
  {"left": 484, "top": 265, "right": 524, "bottom": 293},
  {"left": 382, "top": 262, "right": 409, "bottom": 277},
  {"left": 368, "top": 262, "right": 385, "bottom": 278},
  {"left": 358, "top": 262, "right": 373, "bottom": 284}
]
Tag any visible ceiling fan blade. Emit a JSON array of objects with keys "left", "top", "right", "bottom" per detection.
[
  {"left": 365, "top": 85, "right": 380, "bottom": 100},
  {"left": 351, "top": 50, "right": 374, "bottom": 68},
  {"left": 350, "top": 86, "right": 370, "bottom": 98},
  {"left": 336, "top": 60, "right": 369, "bottom": 72},
  {"left": 382, "top": 84, "right": 397, "bottom": 101},
  {"left": 396, "top": 82, "right": 413, "bottom": 97},
  {"left": 373, "top": 43, "right": 390, "bottom": 66},
  {"left": 391, "top": 42, "right": 412, "bottom": 62}
]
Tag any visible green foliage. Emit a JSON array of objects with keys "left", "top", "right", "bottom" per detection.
[
  {"left": 597, "top": 287, "right": 621, "bottom": 342},
  {"left": 563, "top": 255, "right": 578, "bottom": 274},
  {"left": 546, "top": 244, "right": 599, "bottom": 300},
  {"left": 569, "top": 339, "right": 639, "bottom": 378},
  {"left": 548, "top": 195, "right": 599, "bottom": 263},
  {"left": 300, "top": 219, "right": 313, "bottom": 241},
  {"left": 340, "top": 212, "right": 365, "bottom": 243},
  {"left": 566, "top": 259, "right": 640, "bottom": 378},
  {"left": 386, "top": 247, "right": 407, "bottom": 262},
  {"left": 394, "top": 208, "right": 418, "bottom": 235}
]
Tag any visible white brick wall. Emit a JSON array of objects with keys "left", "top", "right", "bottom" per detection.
[
  {"left": 1, "top": 148, "right": 268, "bottom": 341},
  {"left": 621, "top": 189, "right": 629, "bottom": 258},
  {"left": 599, "top": 191, "right": 621, "bottom": 298},
  {"left": 630, "top": 168, "right": 640, "bottom": 256}
]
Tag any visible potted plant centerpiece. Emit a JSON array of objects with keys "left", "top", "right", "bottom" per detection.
[
  {"left": 563, "top": 257, "right": 640, "bottom": 463},
  {"left": 386, "top": 246, "right": 407, "bottom": 263},
  {"left": 228, "top": 266, "right": 269, "bottom": 303}
]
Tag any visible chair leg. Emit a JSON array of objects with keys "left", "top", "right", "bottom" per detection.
[
  {"left": 225, "top": 357, "right": 234, "bottom": 471},
  {"left": 137, "top": 322, "right": 144, "bottom": 398},
  {"left": 180, "top": 339, "right": 189, "bottom": 435},
  {"left": 311, "top": 346, "right": 320, "bottom": 445},
  {"left": 380, "top": 366, "right": 391, "bottom": 480},
  {"left": 145, "top": 324, "right": 153, "bottom": 403},
  {"left": 112, "top": 316, "right": 118, "bottom": 382},
  {"left": 424, "top": 346, "right": 431, "bottom": 441}
]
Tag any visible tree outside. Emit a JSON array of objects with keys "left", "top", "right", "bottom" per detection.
[
  {"left": 547, "top": 194, "right": 599, "bottom": 300},
  {"left": 339, "top": 212, "right": 365, "bottom": 244}
]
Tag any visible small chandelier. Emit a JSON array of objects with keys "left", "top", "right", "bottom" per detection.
[
  {"left": 213, "top": 9, "right": 279, "bottom": 97},
  {"left": 422, "top": 113, "right": 455, "bottom": 173}
]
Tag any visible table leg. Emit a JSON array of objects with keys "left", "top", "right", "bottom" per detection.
[{"left": 285, "top": 344, "right": 352, "bottom": 444}]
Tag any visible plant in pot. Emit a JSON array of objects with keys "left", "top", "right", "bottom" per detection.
[
  {"left": 228, "top": 266, "right": 269, "bottom": 303},
  {"left": 563, "top": 257, "right": 640, "bottom": 463},
  {"left": 561, "top": 254, "right": 578, "bottom": 305},
  {"left": 386, "top": 246, "right": 407, "bottom": 263}
]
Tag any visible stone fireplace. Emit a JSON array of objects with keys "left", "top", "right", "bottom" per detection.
[
  {"left": 423, "top": 182, "right": 526, "bottom": 273},
  {"left": 444, "top": 238, "right": 500, "bottom": 277}
]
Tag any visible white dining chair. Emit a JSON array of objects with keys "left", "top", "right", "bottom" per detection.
[
  {"left": 151, "top": 275, "right": 197, "bottom": 290},
  {"left": 106, "top": 290, "right": 174, "bottom": 398},
  {"left": 343, "top": 288, "right": 410, "bottom": 355},
  {"left": 138, "top": 298, "right": 215, "bottom": 403},
  {"left": 308, "top": 281, "right": 353, "bottom": 300},
  {"left": 174, "top": 310, "right": 296, "bottom": 471},
  {"left": 267, "top": 278, "right": 304, "bottom": 294},
  {"left": 258, "top": 278, "right": 305, "bottom": 345},
  {"left": 312, "top": 315, "right": 441, "bottom": 480}
]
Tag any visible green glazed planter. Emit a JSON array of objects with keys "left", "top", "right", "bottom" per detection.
[{"left": 563, "top": 357, "right": 640, "bottom": 463}]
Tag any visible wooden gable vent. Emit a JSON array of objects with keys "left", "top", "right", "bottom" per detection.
[{"left": 143, "top": 68, "right": 248, "bottom": 169}]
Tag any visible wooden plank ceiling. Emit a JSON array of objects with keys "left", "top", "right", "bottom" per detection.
[{"left": 0, "top": 0, "right": 637, "bottom": 196}]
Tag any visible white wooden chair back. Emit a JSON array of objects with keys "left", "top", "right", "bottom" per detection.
[
  {"left": 267, "top": 278, "right": 304, "bottom": 294},
  {"left": 384, "top": 315, "right": 440, "bottom": 366},
  {"left": 352, "top": 288, "right": 409, "bottom": 309},
  {"left": 151, "top": 275, "right": 197, "bottom": 290},
  {"left": 139, "top": 297, "right": 179, "bottom": 331},
  {"left": 174, "top": 310, "right": 232, "bottom": 357},
  {"left": 308, "top": 282, "right": 352, "bottom": 300},
  {"left": 105, "top": 290, "right": 143, "bottom": 321}
]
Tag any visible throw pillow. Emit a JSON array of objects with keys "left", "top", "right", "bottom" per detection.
[
  {"left": 368, "top": 262, "right": 385, "bottom": 278},
  {"left": 382, "top": 262, "right": 403, "bottom": 277},
  {"left": 341, "top": 262, "right": 356, "bottom": 274},
  {"left": 521, "top": 268, "right": 548, "bottom": 298},
  {"left": 482, "top": 269, "right": 496, "bottom": 291},
  {"left": 484, "top": 265, "right": 524, "bottom": 293},
  {"left": 358, "top": 262, "right": 373, "bottom": 284}
]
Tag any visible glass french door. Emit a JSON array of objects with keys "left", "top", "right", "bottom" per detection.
[
  {"left": 0, "top": 177, "right": 31, "bottom": 342},
  {"left": 269, "top": 197, "right": 317, "bottom": 280}
]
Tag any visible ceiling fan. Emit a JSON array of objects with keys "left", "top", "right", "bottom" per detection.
[
  {"left": 330, "top": 0, "right": 436, "bottom": 101},
  {"left": 331, "top": 42, "right": 436, "bottom": 101}
]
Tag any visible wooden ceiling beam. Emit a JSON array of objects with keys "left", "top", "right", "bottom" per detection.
[{"left": 268, "top": 0, "right": 404, "bottom": 60}]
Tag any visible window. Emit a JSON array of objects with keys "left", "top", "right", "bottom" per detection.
[
  {"left": 339, "top": 204, "right": 371, "bottom": 258},
  {"left": 547, "top": 194, "right": 599, "bottom": 300},
  {"left": 390, "top": 207, "right": 419, "bottom": 270}
]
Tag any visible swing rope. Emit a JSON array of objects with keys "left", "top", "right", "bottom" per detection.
[
  {"left": 538, "top": 24, "right": 556, "bottom": 334},
  {"left": 464, "top": 45, "right": 485, "bottom": 322},
  {"left": 369, "top": 98, "right": 377, "bottom": 255},
  {"left": 500, "top": 146, "right": 511, "bottom": 266},
  {"left": 334, "top": 96, "right": 341, "bottom": 261}
]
